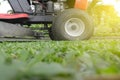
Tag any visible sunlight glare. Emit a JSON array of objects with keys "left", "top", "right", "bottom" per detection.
[{"left": 102, "top": 0, "right": 120, "bottom": 15}]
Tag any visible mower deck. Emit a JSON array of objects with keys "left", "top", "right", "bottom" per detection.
[
  {"left": 0, "top": 21, "right": 50, "bottom": 42},
  {"left": 0, "top": 21, "right": 35, "bottom": 41}
]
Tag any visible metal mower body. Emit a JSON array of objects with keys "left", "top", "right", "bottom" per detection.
[{"left": 0, "top": 0, "right": 94, "bottom": 41}]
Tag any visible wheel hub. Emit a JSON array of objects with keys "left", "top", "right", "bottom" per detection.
[{"left": 65, "top": 18, "right": 85, "bottom": 37}]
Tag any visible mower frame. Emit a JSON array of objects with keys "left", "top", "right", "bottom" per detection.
[
  {"left": 0, "top": 0, "right": 94, "bottom": 41},
  {"left": 8, "top": 0, "right": 53, "bottom": 24}
]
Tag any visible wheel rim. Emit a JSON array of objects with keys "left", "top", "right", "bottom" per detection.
[{"left": 65, "top": 18, "right": 85, "bottom": 37}]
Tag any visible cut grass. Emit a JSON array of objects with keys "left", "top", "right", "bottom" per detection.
[{"left": 0, "top": 40, "right": 120, "bottom": 80}]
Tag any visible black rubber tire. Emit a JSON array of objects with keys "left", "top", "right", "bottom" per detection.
[
  {"left": 51, "top": 8, "right": 94, "bottom": 40},
  {"left": 48, "top": 27, "right": 55, "bottom": 40}
]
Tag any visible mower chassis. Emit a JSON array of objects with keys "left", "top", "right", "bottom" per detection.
[{"left": 0, "top": 0, "right": 94, "bottom": 41}]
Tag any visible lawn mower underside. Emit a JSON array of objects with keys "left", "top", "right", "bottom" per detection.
[{"left": 0, "top": 14, "right": 36, "bottom": 41}]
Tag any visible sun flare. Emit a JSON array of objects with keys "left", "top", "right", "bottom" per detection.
[{"left": 102, "top": 0, "right": 120, "bottom": 15}]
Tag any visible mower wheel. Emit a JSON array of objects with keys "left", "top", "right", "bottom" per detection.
[
  {"left": 48, "top": 27, "right": 55, "bottom": 40},
  {"left": 51, "top": 8, "right": 94, "bottom": 40}
]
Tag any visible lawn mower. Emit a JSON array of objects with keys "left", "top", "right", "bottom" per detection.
[{"left": 0, "top": 0, "right": 94, "bottom": 41}]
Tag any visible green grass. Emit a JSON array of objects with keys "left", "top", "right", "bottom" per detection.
[
  {"left": 0, "top": 40, "right": 120, "bottom": 80},
  {"left": 94, "top": 32, "right": 120, "bottom": 36}
]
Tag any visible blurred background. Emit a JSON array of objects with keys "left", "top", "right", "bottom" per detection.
[{"left": 88, "top": 0, "right": 120, "bottom": 36}]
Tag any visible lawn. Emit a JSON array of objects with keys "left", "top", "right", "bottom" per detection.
[{"left": 0, "top": 40, "right": 120, "bottom": 80}]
